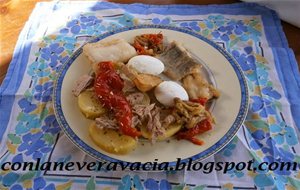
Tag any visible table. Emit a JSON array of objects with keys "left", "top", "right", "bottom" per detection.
[{"left": 1, "top": 0, "right": 299, "bottom": 84}]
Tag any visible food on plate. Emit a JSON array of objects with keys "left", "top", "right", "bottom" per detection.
[
  {"left": 182, "top": 73, "right": 220, "bottom": 100},
  {"left": 172, "top": 98, "right": 213, "bottom": 129},
  {"left": 112, "top": 61, "right": 125, "bottom": 71},
  {"left": 127, "top": 55, "right": 164, "bottom": 75},
  {"left": 154, "top": 81, "right": 189, "bottom": 107},
  {"left": 176, "top": 118, "right": 212, "bottom": 145},
  {"left": 126, "top": 92, "right": 150, "bottom": 106},
  {"left": 131, "top": 103, "right": 164, "bottom": 141},
  {"left": 77, "top": 89, "right": 106, "bottom": 119},
  {"left": 141, "top": 123, "right": 181, "bottom": 141},
  {"left": 120, "top": 64, "right": 139, "bottom": 81},
  {"left": 121, "top": 65, "right": 162, "bottom": 92},
  {"left": 72, "top": 74, "right": 94, "bottom": 97},
  {"left": 133, "top": 74, "right": 163, "bottom": 92},
  {"left": 133, "top": 33, "right": 163, "bottom": 55},
  {"left": 95, "top": 116, "right": 118, "bottom": 130},
  {"left": 73, "top": 34, "right": 220, "bottom": 155},
  {"left": 93, "top": 61, "right": 141, "bottom": 138},
  {"left": 121, "top": 62, "right": 162, "bottom": 92},
  {"left": 89, "top": 122, "right": 137, "bottom": 154},
  {"left": 157, "top": 41, "right": 201, "bottom": 81},
  {"left": 83, "top": 39, "right": 137, "bottom": 73}
]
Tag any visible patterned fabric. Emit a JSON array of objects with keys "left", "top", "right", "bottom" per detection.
[{"left": 0, "top": 1, "right": 300, "bottom": 189}]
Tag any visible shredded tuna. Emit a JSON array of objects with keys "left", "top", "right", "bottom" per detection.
[
  {"left": 126, "top": 92, "right": 145, "bottom": 105},
  {"left": 147, "top": 106, "right": 165, "bottom": 143},
  {"left": 163, "top": 114, "right": 176, "bottom": 127},
  {"left": 146, "top": 107, "right": 154, "bottom": 132},
  {"left": 119, "top": 73, "right": 136, "bottom": 93},
  {"left": 132, "top": 104, "right": 165, "bottom": 143},
  {"left": 133, "top": 104, "right": 155, "bottom": 119},
  {"left": 132, "top": 115, "right": 142, "bottom": 128},
  {"left": 72, "top": 74, "right": 94, "bottom": 97},
  {"left": 147, "top": 107, "right": 164, "bottom": 131},
  {"left": 95, "top": 116, "right": 119, "bottom": 130}
]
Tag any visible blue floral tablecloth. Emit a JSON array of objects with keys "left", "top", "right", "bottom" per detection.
[{"left": 1, "top": 1, "right": 300, "bottom": 189}]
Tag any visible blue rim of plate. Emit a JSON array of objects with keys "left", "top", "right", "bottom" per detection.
[{"left": 53, "top": 24, "right": 249, "bottom": 167}]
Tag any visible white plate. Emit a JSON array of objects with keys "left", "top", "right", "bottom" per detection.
[{"left": 54, "top": 25, "right": 249, "bottom": 165}]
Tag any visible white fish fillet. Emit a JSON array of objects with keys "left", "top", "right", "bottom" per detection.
[{"left": 83, "top": 38, "right": 137, "bottom": 73}]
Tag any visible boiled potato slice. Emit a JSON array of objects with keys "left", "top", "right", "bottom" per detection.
[
  {"left": 89, "top": 122, "right": 137, "bottom": 154},
  {"left": 141, "top": 123, "right": 182, "bottom": 141},
  {"left": 78, "top": 90, "right": 106, "bottom": 119}
]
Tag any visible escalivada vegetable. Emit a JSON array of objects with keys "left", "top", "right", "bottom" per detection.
[
  {"left": 94, "top": 61, "right": 141, "bottom": 138},
  {"left": 176, "top": 118, "right": 212, "bottom": 145},
  {"left": 190, "top": 98, "right": 208, "bottom": 106},
  {"left": 133, "top": 33, "right": 163, "bottom": 55}
]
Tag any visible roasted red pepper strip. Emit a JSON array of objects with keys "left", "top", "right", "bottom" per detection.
[
  {"left": 94, "top": 61, "right": 141, "bottom": 138},
  {"left": 189, "top": 137, "right": 204, "bottom": 146},
  {"left": 190, "top": 98, "right": 208, "bottom": 106},
  {"left": 143, "top": 33, "right": 163, "bottom": 45},
  {"left": 133, "top": 33, "right": 163, "bottom": 55},
  {"left": 133, "top": 41, "right": 147, "bottom": 55},
  {"left": 177, "top": 119, "right": 212, "bottom": 145}
]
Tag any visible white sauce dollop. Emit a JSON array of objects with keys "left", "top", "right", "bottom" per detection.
[
  {"left": 154, "top": 81, "right": 189, "bottom": 107},
  {"left": 127, "top": 55, "right": 164, "bottom": 75}
]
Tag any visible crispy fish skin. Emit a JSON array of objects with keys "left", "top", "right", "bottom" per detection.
[{"left": 156, "top": 41, "right": 201, "bottom": 81}]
